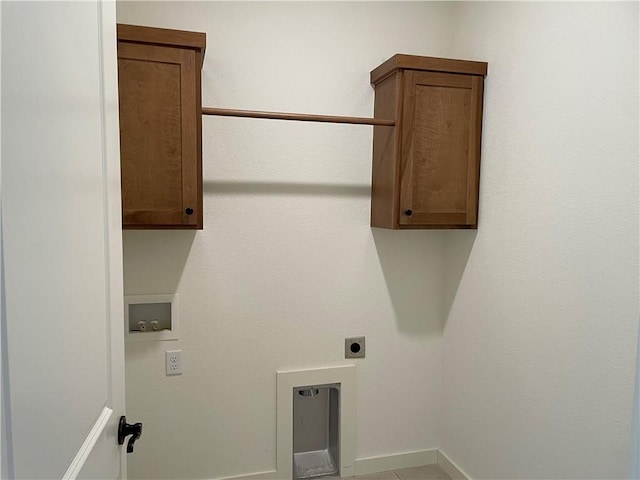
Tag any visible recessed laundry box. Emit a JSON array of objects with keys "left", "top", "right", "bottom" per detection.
[
  {"left": 277, "top": 366, "right": 356, "bottom": 479},
  {"left": 293, "top": 384, "right": 340, "bottom": 479}
]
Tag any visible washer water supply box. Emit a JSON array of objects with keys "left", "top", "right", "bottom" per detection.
[{"left": 293, "top": 384, "right": 340, "bottom": 479}]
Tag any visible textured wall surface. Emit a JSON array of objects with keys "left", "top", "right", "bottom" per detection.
[
  {"left": 117, "top": 2, "right": 455, "bottom": 478},
  {"left": 118, "top": 2, "right": 639, "bottom": 479},
  {"left": 440, "top": 3, "right": 639, "bottom": 479}
]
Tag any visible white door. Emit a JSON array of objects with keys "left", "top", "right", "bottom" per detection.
[{"left": 1, "top": 1, "right": 127, "bottom": 478}]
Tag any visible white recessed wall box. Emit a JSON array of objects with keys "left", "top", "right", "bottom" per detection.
[{"left": 124, "top": 294, "right": 179, "bottom": 342}]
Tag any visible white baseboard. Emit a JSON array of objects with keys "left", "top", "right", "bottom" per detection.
[
  {"left": 354, "top": 449, "right": 439, "bottom": 476},
  {"left": 210, "top": 448, "right": 468, "bottom": 480},
  {"left": 438, "top": 450, "right": 470, "bottom": 480},
  {"left": 211, "top": 470, "right": 279, "bottom": 480}
]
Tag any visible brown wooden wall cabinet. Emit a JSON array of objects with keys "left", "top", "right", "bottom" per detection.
[
  {"left": 370, "top": 54, "right": 488, "bottom": 229},
  {"left": 117, "top": 24, "right": 206, "bottom": 229}
]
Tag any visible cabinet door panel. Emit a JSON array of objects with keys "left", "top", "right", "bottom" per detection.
[
  {"left": 118, "top": 42, "right": 198, "bottom": 227},
  {"left": 400, "top": 71, "right": 482, "bottom": 227}
]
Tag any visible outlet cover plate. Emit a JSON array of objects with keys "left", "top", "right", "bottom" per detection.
[
  {"left": 165, "top": 349, "right": 182, "bottom": 375},
  {"left": 345, "top": 337, "right": 365, "bottom": 358}
]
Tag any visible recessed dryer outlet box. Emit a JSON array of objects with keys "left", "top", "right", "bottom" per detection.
[
  {"left": 345, "top": 337, "right": 365, "bottom": 358},
  {"left": 276, "top": 365, "right": 356, "bottom": 479},
  {"left": 125, "top": 294, "right": 179, "bottom": 342},
  {"left": 293, "top": 384, "right": 340, "bottom": 479}
]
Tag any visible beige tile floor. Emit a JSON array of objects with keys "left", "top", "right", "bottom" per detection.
[{"left": 329, "top": 464, "right": 451, "bottom": 480}]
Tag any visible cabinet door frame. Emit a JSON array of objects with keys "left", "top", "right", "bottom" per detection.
[
  {"left": 399, "top": 70, "right": 484, "bottom": 228},
  {"left": 118, "top": 41, "right": 200, "bottom": 229}
]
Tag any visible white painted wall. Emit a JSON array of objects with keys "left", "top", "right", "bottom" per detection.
[
  {"left": 116, "top": 2, "right": 455, "bottom": 478},
  {"left": 441, "top": 2, "right": 639, "bottom": 479},
  {"left": 117, "top": 2, "right": 639, "bottom": 479}
]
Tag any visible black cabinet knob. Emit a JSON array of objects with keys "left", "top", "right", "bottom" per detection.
[
  {"left": 185, "top": 208, "right": 194, "bottom": 215},
  {"left": 404, "top": 209, "right": 413, "bottom": 216}
]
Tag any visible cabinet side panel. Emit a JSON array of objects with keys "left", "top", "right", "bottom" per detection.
[
  {"left": 180, "top": 49, "right": 200, "bottom": 228},
  {"left": 371, "top": 74, "right": 399, "bottom": 228},
  {"left": 466, "top": 76, "right": 484, "bottom": 227},
  {"left": 195, "top": 50, "right": 204, "bottom": 229}
]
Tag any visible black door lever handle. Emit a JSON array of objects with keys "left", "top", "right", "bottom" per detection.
[{"left": 118, "top": 416, "right": 142, "bottom": 453}]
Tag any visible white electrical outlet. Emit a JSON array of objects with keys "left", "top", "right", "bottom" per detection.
[{"left": 165, "top": 350, "right": 182, "bottom": 376}]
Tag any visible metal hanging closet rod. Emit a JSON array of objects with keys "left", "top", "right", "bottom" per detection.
[{"left": 201, "top": 107, "right": 395, "bottom": 126}]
